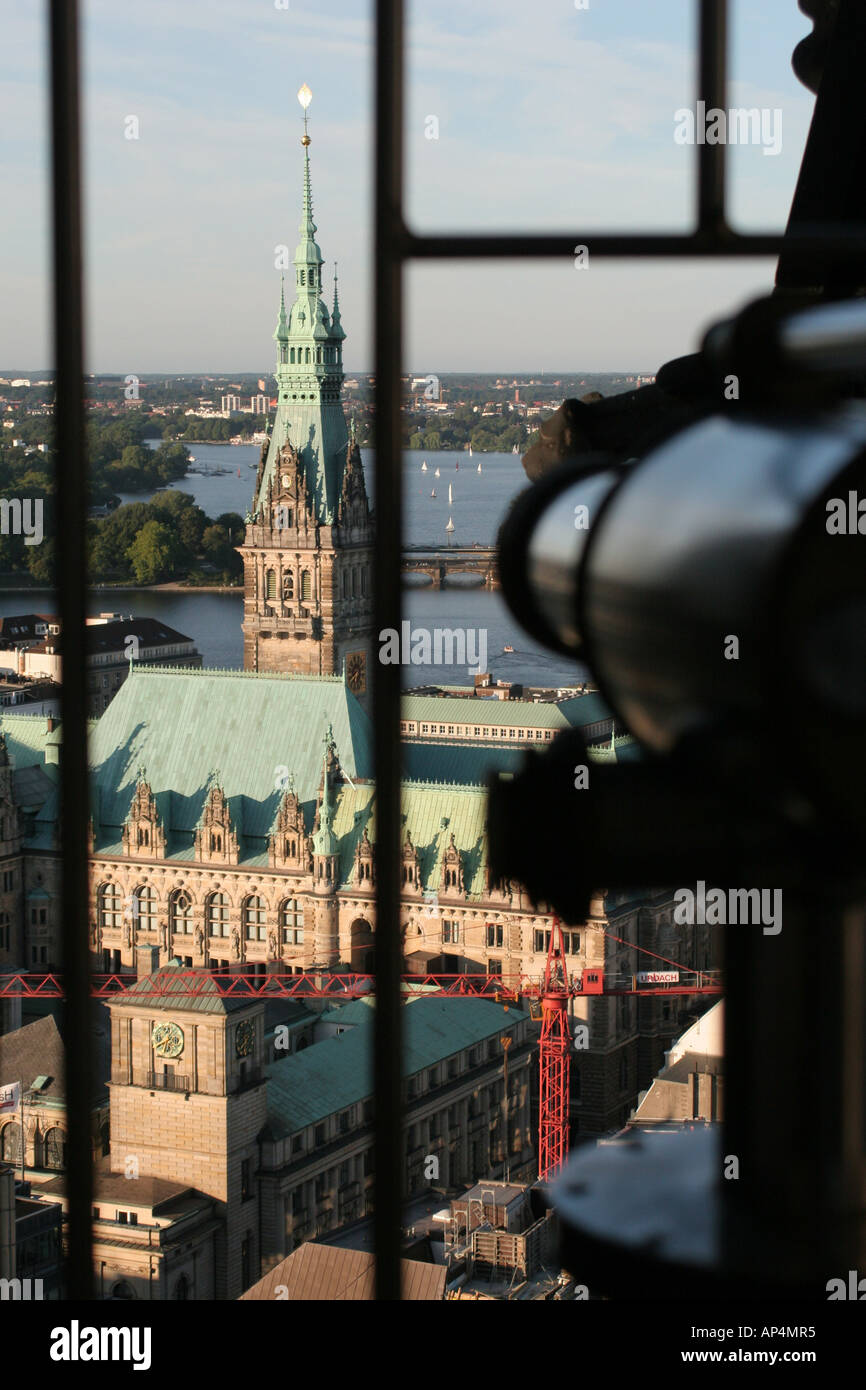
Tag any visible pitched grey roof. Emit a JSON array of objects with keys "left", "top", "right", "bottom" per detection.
[{"left": 0, "top": 1009, "right": 110, "bottom": 1103}]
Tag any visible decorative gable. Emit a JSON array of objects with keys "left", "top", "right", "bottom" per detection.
[
  {"left": 400, "top": 828, "right": 421, "bottom": 894},
  {"left": 268, "top": 780, "right": 311, "bottom": 870},
  {"left": 193, "top": 774, "right": 239, "bottom": 865},
  {"left": 121, "top": 771, "right": 165, "bottom": 859},
  {"left": 354, "top": 826, "right": 375, "bottom": 887},
  {"left": 440, "top": 832, "right": 465, "bottom": 897}
]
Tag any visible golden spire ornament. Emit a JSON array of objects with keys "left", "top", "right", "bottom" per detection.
[{"left": 298, "top": 83, "right": 312, "bottom": 145}]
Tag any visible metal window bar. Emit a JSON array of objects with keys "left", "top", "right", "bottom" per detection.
[
  {"left": 45, "top": 0, "right": 866, "bottom": 1305},
  {"left": 371, "top": 0, "right": 866, "bottom": 1302}
]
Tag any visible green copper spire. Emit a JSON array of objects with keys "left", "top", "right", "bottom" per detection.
[
  {"left": 251, "top": 83, "right": 352, "bottom": 526},
  {"left": 274, "top": 276, "right": 288, "bottom": 343},
  {"left": 331, "top": 264, "right": 345, "bottom": 342},
  {"left": 312, "top": 727, "right": 338, "bottom": 856}
]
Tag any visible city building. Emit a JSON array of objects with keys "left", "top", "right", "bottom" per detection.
[
  {"left": 0, "top": 1013, "right": 110, "bottom": 1170},
  {"left": 629, "top": 999, "right": 723, "bottom": 1128},
  {"left": 0, "top": 614, "right": 202, "bottom": 716},
  {"left": 251, "top": 394, "right": 268, "bottom": 416},
  {"left": 0, "top": 1165, "right": 63, "bottom": 1299},
  {"left": 221, "top": 394, "right": 242, "bottom": 414}
]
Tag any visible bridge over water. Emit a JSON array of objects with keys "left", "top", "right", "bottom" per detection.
[{"left": 401, "top": 544, "right": 498, "bottom": 589}]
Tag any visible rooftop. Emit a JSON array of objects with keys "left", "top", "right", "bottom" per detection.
[{"left": 240, "top": 1242, "right": 446, "bottom": 1301}]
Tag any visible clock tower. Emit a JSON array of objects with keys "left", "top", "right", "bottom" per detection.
[
  {"left": 240, "top": 85, "right": 374, "bottom": 700},
  {"left": 107, "top": 967, "right": 267, "bottom": 1300}
]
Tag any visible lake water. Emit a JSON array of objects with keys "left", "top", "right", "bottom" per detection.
[{"left": 3, "top": 445, "right": 587, "bottom": 689}]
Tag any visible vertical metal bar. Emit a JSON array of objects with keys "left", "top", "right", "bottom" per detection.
[
  {"left": 372, "top": 0, "right": 405, "bottom": 1302},
  {"left": 49, "top": 0, "right": 93, "bottom": 1299},
  {"left": 697, "top": 0, "right": 727, "bottom": 233}
]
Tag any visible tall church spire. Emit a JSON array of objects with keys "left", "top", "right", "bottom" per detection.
[{"left": 239, "top": 85, "right": 374, "bottom": 690}]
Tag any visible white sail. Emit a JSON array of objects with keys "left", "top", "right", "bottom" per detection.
[
  {"left": 434, "top": 467, "right": 440, "bottom": 477},
  {"left": 421, "top": 460, "right": 427, "bottom": 471},
  {"left": 477, "top": 462, "right": 482, "bottom": 473},
  {"left": 446, "top": 516, "right": 455, "bottom": 532},
  {"left": 448, "top": 483, "right": 453, "bottom": 505}
]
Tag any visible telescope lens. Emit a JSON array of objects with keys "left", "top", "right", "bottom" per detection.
[{"left": 497, "top": 459, "right": 621, "bottom": 659}]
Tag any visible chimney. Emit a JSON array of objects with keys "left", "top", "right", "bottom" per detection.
[
  {"left": 136, "top": 945, "right": 159, "bottom": 980},
  {"left": 46, "top": 716, "right": 54, "bottom": 733}
]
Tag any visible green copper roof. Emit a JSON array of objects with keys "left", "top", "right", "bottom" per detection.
[
  {"left": 327, "top": 777, "right": 489, "bottom": 897},
  {"left": 0, "top": 713, "right": 59, "bottom": 768},
  {"left": 265, "top": 996, "right": 527, "bottom": 1135},
  {"left": 88, "top": 667, "right": 372, "bottom": 847},
  {"left": 110, "top": 961, "right": 255, "bottom": 1015},
  {"left": 401, "top": 694, "right": 612, "bottom": 731}
]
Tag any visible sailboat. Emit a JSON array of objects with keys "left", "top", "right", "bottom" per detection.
[
  {"left": 477, "top": 461, "right": 482, "bottom": 473},
  {"left": 431, "top": 489, "right": 436, "bottom": 498},
  {"left": 469, "top": 443, "right": 473, "bottom": 457},
  {"left": 512, "top": 444, "right": 519, "bottom": 454},
  {"left": 455, "top": 459, "right": 459, "bottom": 470},
  {"left": 421, "top": 460, "right": 427, "bottom": 472},
  {"left": 434, "top": 467, "right": 440, "bottom": 478},
  {"left": 446, "top": 516, "right": 455, "bottom": 536},
  {"left": 448, "top": 483, "right": 453, "bottom": 506},
  {"left": 237, "top": 467, "right": 241, "bottom": 478}
]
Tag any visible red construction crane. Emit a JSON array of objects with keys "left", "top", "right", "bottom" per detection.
[
  {"left": 537, "top": 919, "right": 572, "bottom": 1181},
  {"left": 1, "top": 954, "right": 721, "bottom": 1182}
]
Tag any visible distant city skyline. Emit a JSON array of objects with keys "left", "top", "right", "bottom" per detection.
[{"left": 2, "top": 0, "right": 813, "bottom": 374}]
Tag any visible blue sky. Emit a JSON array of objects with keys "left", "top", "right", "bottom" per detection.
[{"left": 1, "top": 0, "right": 814, "bottom": 373}]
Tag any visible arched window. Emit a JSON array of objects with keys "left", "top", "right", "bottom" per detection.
[
  {"left": 137, "top": 825, "right": 149, "bottom": 847},
  {"left": 305, "top": 348, "right": 311, "bottom": 364},
  {"left": 173, "top": 1275, "right": 190, "bottom": 1301},
  {"left": 351, "top": 568, "right": 358, "bottom": 598},
  {"left": 280, "top": 899, "right": 305, "bottom": 946},
  {"left": 136, "top": 885, "right": 157, "bottom": 933},
  {"left": 299, "top": 270, "right": 305, "bottom": 285},
  {"left": 316, "top": 347, "right": 322, "bottom": 363},
  {"left": 207, "top": 892, "right": 230, "bottom": 938},
  {"left": 98, "top": 882, "right": 122, "bottom": 930},
  {"left": 301, "top": 571, "right": 312, "bottom": 602},
  {"left": 210, "top": 831, "right": 222, "bottom": 854},
  {"left": 111, "top": 1281, "right": 136, "bottom": 1300},
  {"left": 283, "top": 836, "right": 297, "bottom": 858},
  {"left": 290, "top": 347, "right": 295, "bottom": 364},
  {"left": 1, "top": 1123, "right": 22, "bottom": 1164},
  {"left": 43, "top": 1126, "right": 66, "bottom": 1170},
  {"left": 283, "top": 571, "right": 294, "bottom": 600},
  {"left": 244, "top": 895, "right": 267, "bottom": 942},
  {"left": 342, "top": 570, "right": 348, "bottom": 598},
  {"left": 170, "top": 889, "right": 193, "bottom": 936},
  {"left": 361, "top": 567, "right": 367, "bottom": 597},
  {"left": 266, "top": 569, "right": 277, "bottom": 600}
]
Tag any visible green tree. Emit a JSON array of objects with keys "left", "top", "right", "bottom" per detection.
[{"left": 128, "top": 520, "right": 182, "bottom": 584}]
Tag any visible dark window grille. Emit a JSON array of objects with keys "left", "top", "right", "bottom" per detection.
[{"left": 47, "top": 0, "right": 866, "bottom": 1304}]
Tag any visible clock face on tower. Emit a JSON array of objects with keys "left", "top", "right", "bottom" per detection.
[
  {"left": 281, "top": 473, "right": 290, "bottom": 488},
  {"left": 152, "top": 1021, "right": 184, "bottom": 1059},
  {"left": 235, "top": 1019, "right": 255, "bottom": 1057},
  {"left": 346, "top": 651, "right": 367, "bottom": 694}
]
